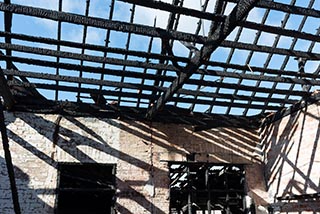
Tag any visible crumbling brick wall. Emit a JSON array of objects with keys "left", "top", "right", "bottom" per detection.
[
  {"left": 1, "top": 112, "right": 264, "bottom": 214},
  {"left": 262, "top": 102, "right": 320, "bottom": 213}
]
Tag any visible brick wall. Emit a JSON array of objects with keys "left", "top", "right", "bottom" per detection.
[
  {"left": 0, "top": 112, "right": 264, "bottom": 213},
  {"left": 262, "top": 102, "right": 320, "bottom": 213}
]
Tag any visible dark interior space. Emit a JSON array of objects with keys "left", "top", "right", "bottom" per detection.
[
  {"left": 56, "top": 163, "right": 116, "bottom": 214},
  {"left": 169, "top": 162, "right": 251, "bottom": 214}
]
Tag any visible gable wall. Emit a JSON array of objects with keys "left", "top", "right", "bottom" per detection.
[{"left": 261, "top": 102, "right": 320, "bottom": 213}]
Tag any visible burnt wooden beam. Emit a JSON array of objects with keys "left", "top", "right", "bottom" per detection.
[
  {"left": 207, "top": 61, "right": 319, "bottom": 79},
  {"left": 4, "top": 0, "right": 12, "bottom": 70},
  {"left": 0, "top": 55, "right": 310, "bottom": 97},
  {"left": 0, "top": 42, "right": 175, "bottom": 72},
  {"left": 121, "top": 0, "right": 320, "bottom": 21},
  {"left": 4, "top": 70, "right": 165, "bottom": 96},
  {"left": 0, "top": 102, "right": 21, "bottom": 214},
  {"left": 110, "top": 1, "right": 320, "bottom": 45},
  {"left": 10, "top": 99, "right": 265, "bottom": 128},
  {"left": 227, "top": 0, "right": 320, "bottom": 18},
  {"left": 263, "top": 1, "right": 318, "bottom": 112},
  {"left": 118, "top": 0, "right": 225, "bottom": 22},
  {"left": 127, "top": 0, "right": 320, "bottom": 26},
  {"left": 0, "top": 31, "right": 187, "bottom": 63},
  {"left": 262, "top": 92, "right": 320, "bottom": 127},
  {"left": 146, "top": 0, "right": 261, "bottom": 119},
  {"left": 55, "top": 0, "right": 63, "bottom": 101},
  {"left": 200, "top": 69, "right": 320, "bottom": 86},
  {"left": 77, "top": 0, "right": 91, "bottom": 102},
  {"left": 2, "top": 37, "right": 320, "bottom": 78},
  {"left": 117, "top": 3, "right": 136, "bottom": 106},
  {"left": 2, "top": 39, "right": 320, "bottom": 79},
  {"left": 239, "top": 21, "right": 320, "bottom": 43},
  {"left": 277, "top": 192, "right": 320, "bottom": 201},
  {"left": 221, "top": 40, "right": 320, "bottom": 60},
  {"left": 0, "top": 2, "right": 319, "bottom": 45},
  {"left": 2, "top": 69, "right": 298, "bottom": 104},
  {"left": 8, "top": 80, "right": 157, "bottom": 100},
  {"left": 7, "top": 80, "right": 283, "bottom": 111},
  {"left": 0, "top": 67, "right": 14, "bottom": 109},
  {"left": 151, "top": 0, "right": 182, "bottom": 105},
  {"left": 0, "top": 51, "right": 44, "bottom": 99},
  {"left": 0, "top": 2, "right": 206, "bottom": 44},
  {"left": 2, "top": 30, "right": 320, "bottom": 62},
  {"left": 3, "top": 68, "right": 299, "bottom": 105}
]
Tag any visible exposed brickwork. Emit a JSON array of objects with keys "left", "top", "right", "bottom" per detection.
[
  {"left": 262, "top": 102, "right": 320, "bottom": 213},
  {"left": 1, "top": 112, "right": 262, "bottom": 213}
]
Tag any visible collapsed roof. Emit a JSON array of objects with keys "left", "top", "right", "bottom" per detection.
[{"left": 0, "top": 0, "right": 319, "bottom": 128}]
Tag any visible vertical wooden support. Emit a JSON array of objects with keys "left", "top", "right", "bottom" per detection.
[
  {"left": 0, "top": 102, "right": 21, "bottom": 214},
  {"left": 206, "top": 167, "right": 211, "bottom": 213}
]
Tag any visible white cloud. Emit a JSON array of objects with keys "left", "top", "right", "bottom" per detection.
[
  {"left": 134, "top": 4, "right": 170, "bottom": 29},
  {"left": 247, "top": 7, "right": 264, "bottom": 23},
  {"left": 62, "top": 0, "right": 86, "bottom": 14},
  {"left": 12, "top": 0, "right": 58, "bottom": 10}
]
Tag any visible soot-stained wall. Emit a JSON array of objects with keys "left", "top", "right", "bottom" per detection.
[{"left": 0, "top": 111, "right": 264, "bottom": 214}]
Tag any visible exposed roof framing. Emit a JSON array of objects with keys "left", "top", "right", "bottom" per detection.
[
  {"left": 146, "top": 0, "right": 259, "bottom": 118},
  {"left": 0, "top": 0, "right": 319, "bottom": 126}
]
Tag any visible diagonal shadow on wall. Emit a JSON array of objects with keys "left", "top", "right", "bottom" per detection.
[
  {"left": 263, "top": 105, "right": 320, "bottom": 212},
  {"left": 3, "top": 110, "right": 263, "bottom": 213},
  {"left": 4, "top": 113, "right": 168, "bottom": 214}
]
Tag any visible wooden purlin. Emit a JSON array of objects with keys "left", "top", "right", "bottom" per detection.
[
  {"left": 227, "top": 0, "right": 298, "bottom": 115},
  {"left": 9, "top": 99, "right": 265, "bottom": 128},
  {"left": 0, "top": 102, "right": 21, "bottom": 214},
  {"left": 0, "top": 3, "right": 319, "bottom": 44},
  {"left": 3, "top": 68, "right": 300, "bottom": 105},
  {"left": 227, "top": 0, "right": 320, "bottom": 18},
  {"left": 0, "top": 54, "right": 310, "bottom": 97},
  {"left": 77, "top": 0, "right": 91, "bottom": 102},
  {"left": 252, "top": 0, "right": 317, "bottom": 114},
  {"left": 2, "top": 31, "right": 320, "bottom": 61},
  {"left": 6, "top": 79, "right": 283, "bottom": 111},
  {"left": 1, "top": 41, "right": 320, "bottom": 80},
  {"left": 4, "top": 0, "right": 13, "bottom": 71}
]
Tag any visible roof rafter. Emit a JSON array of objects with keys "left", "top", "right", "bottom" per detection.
[
  {"left": 1, "top": 38, "right": 319, "bottom": 79},
  {"left": 4, "top": 0, "right": 12, "bottom": 71},
  {"left": 0, "top": 53, "right": 316, "bottom": 97},
  {"left": 118, "top": 0, "right": 225, "bottom": 22},
  {"left": 121, "top": 0, "right": 320, "bottom": 20},
  {"left": 146, "top": 0, "right": 259, "bottom": 119},
  {"left": 2, "top": 30, "right": 320, "bottom": 63},
  {"left": 2, "top": 69, "right": 299, "bottom": 106},
  {"left": 8, "top": 80, "right": 283, "bottom": 111},
  {"left": 227, "top": 0, "right": 320, "bottom": 18},
  {"left": 0, "top": 2, "right": 318, "bottom": 46},
  {"left": 0, "top": 2, "right": 206, "bottom": 44}
]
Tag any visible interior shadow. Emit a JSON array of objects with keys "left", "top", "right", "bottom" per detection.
[{"left": 0, "top": 156, "right": 54, "bottom": 214}]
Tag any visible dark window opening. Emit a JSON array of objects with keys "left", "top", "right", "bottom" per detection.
[
  {"left": 169, "top": 162, "right": 247, "bottom": 214},
  {"left": 56, "top": 163, "right": 116, "bottom": 214}
]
